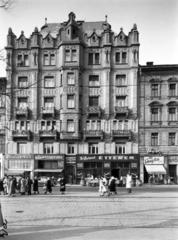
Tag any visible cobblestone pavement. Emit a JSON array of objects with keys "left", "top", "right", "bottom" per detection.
[{"left": 1, "top": 186, "right": 178, "bottom": 240}]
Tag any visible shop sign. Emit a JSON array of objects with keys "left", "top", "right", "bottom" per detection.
[
  {"left": 77, "top": 155, "right": 138, "bottom": 161},
  {"left": 168, "top": 156, "right": 178, "bottom": 164},
  {"left": 147, "top": 148, "right": 162, "bottom": 154},
  {"left": 104, "top": 163, "right": 110, "bottom": 168},
  {"left": 57, "top": 161, "right": 64, "bottom": 168},
  {"left": 66, "top": 157, "right": 76, "bottom": 164},
  {"left": 144, "top": 156, "right": 164, "bottom": 164},
  {"left": 6, "top": 154, "right": 33, "bottom": 159},
  {"left": 34, "top": 155, "right": 64, "bottom": 161}
]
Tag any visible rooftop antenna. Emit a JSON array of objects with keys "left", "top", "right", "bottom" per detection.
[
  {"left": 45, "top": 18, "right": 47, "bottom": 25},
  {"left": 105, "top": 15, "right": 107, "bottom": 22}
]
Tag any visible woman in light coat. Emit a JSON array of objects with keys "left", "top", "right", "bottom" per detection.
[
  {"left": 126, "top": 172, "right": 132, "bottom": 193},
  {"left": 99, "top": 176, "right": 107, "bottom": 196}
]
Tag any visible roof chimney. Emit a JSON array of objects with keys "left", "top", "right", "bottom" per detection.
[{"left": 146, "top": 62, "right": 153, "bottom": 66}]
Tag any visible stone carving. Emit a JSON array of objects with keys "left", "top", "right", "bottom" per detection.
[{"left": 89, "top": 88, "right": 102, "bottom": 96}]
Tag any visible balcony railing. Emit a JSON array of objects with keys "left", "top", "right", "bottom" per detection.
[
  {"left": 111, "top": 129, "right": 131, "bottom": 140},
  {"left": 86, "top": 105, "right": 101, "bottom": 118},
  {"left": 12, "top": 130, "right": 31, "bottom": 140},
  {"left": 83, "top": 129, "right": 103, "bottom": 140},
  {"left": 60, "top": 131, "right": 82, "bottom": 140},
  {"left": 114, "top": 106, "right": 129, "bottom": 118},
  {"left": 38, "top": 130, "right": 57, "bottom": 141},
  {"left": 41, "top": 106, "right": 55, "bottom": 118},
  {"left": 15, "top": 107, "right": 28, "bottom": 118}
]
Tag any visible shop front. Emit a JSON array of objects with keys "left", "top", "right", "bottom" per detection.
[
  {"left": 144, "top": 156, "right": 167, "bottom": 184},
  {"left": 76, "top": 154, "right": 139, "bottom": 184},
  {"left": 34, "top": 154, "right": 65, "bottom": 179},
  {"left": 5, "top": 154, "right": 34, "bottom": 179},
  {"left": 65, "top": 156, "right": 76, "bottom": 184},
  {"left": 168, "top": 156, "right": 178, "bottom": 184}
]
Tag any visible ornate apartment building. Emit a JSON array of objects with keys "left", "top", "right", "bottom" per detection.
[
  {"left": 5, "top": 12, "right": 139, "bottom": 183},
  {"left": 139, "top": 63, "right": 178, "bottom": 184}
]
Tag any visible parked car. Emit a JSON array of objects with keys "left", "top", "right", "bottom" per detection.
[{"left": 38, "top": 177, "right": 56, "bottom": 187}]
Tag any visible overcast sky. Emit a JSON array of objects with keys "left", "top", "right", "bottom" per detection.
[{"left": 0, "top": 0, "right": 177, "bottom": 76}]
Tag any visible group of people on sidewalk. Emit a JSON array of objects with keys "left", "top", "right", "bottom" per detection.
[{"left": 98, "top": 172, "right": 133, "bottom": 196}]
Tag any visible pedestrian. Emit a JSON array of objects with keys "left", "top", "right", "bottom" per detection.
[
  {"left": 8, "top": 176, "right": 16, "bottom": 197},
  {"left": 26, "top": 176, "right": 33, "bottom": 195},
  {"left": 3, "top": 176, "right": 8, "bottom": 195},
  {"left": 59, "top": 177, "right": 66, "bottom": 194},
  {"left": 33, "top": 176, "right": 39, "bottom": 194},
  {"left": 149, "top": 175, "right": 153, "bottom": 185},
  {"left": 126, "top": 172, "right": 132, "bottom": 193},
  {"left": 44, "top": 177, "right": 52, "bottom": 194},
  {"left": 7, "top": 176, "right": 11, "bottom": 195},
  {"left": 167, "top": 176, "right": 171, "bottom": 185},
  {"left": 17, "top": 175, "right": 22, "bottom": 193},
  {"left": 108, "top": 176, "right": 117, "bottom": 196},
  {"left": 0, "top": 178, "right": 4, "bottom": 195},
  {"left": 20, "top": 176, "right": 26, "bottom": 195},
  {"left": 99, "top": 176, "right": 107, "bottom": 196}
]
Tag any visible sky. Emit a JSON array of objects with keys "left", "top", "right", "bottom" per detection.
[{"left": 0, "top": 0, "right": 177, "bottom": 76}]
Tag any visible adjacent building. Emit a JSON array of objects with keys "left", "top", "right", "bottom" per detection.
[
  {"left": 139, "top": 63, "right": 178, "bottom": 184},
  {"left": 5, "top": 12, "right": 140, "bottom": 182}
]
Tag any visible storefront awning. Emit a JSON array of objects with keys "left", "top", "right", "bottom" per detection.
[
  {"left": 5, "top": 170, "right": 26, "bottom": 175},
  {"left": 145, "top": 165, "right": 166, "bottom": 174},
  {"left": 34, "top": 169, "right": 63, "bottom": 173}
]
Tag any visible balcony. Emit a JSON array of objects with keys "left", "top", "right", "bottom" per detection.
[
  {"left": 41, "top": 106, "right": 55, "bottom": 118},
  {"left": 111, "top": 130, "right": 131, "bottom": 141},
  {"left": 114, "top": 106, "right": 129, "bottom": 118},
  {"left": 86, "top": 105, "right": 101, "bottom": 118},
  {"left": 15, "top": 107, "right": 28, "bottom": 118},
  {"left": 60, "top": 131, "right": 82, "bottom": 140},
  {"left": 12, "top": 130, "right": 31, "bottom": 140},
  {"left": 38, "top": 130, "right": 57, "bottom": 141},
  {"left": 83, "top": 130, "right": 103, "bottom": 140}
]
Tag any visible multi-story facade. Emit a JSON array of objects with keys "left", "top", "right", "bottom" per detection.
[
  {"left": 5, "top": 12, "right": 139, "bottom": 183},
  {"left": 139, "top": 63, "right": 178, "bottom": 184}
]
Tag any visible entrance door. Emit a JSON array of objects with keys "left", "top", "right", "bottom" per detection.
[
  {"left": 169, "top": 165, "right": 177, "bottom": 184},
  {"left": 65, "top": 165, "right": 75, "bottom": 184},
  {"left": 111, "top": 169, "right": 120, "bottom": 179}
]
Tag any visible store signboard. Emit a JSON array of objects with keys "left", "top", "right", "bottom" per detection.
[
  {"left": 34, "top": 155, "right": 64, "bottom": 161},
  {"left": 168, "top": 156, "right": 178, "bottom": 165},
  {"left": 6, "top": 154, "right": 33, "bottom": 159},
  {"left": 77, "top": 155, "right": 138, "bottom": 162},
  {"left": 144, "top": 156, "right": 164, "bottom": 165},
  {"left": 66, "top": 157, "right": 76, "bottom": 164}
]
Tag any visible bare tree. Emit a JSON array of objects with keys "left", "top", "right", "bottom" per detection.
[{"left": 0, "top": 0, "right": 17, "bottom": 11}]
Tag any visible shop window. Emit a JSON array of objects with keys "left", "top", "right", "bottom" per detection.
[
  {"left": 68, "top": 143, "right": 75, "bottom": 154},
  {"left": 89, "top": 97, "right": 99, "bottom": 106},
  {"left": 51, "top": 161, "right": 57, "bottom": 169},
  {"left": 9, "top": 160, "right": 31, "bottom": 169},
  {"left": 169, "top": 133, "right": 176, "bottom": 146},
  {"left": 115, "top": 75, "right": 126, "bottom": 86},
  {"left": 18, "top": 98, "right": 28, "bottom": 108},
  {"left": 67, "top": 120, "right": 74, "bottom": 132},
  {"left": 88, "top": 53, "right": 100, "bottom": 65},
  {"left": 44, "top": 143, "right": 53, "bottom": 154},
  {"left": 151, "top": 84, "right": 159, "bottom": 97},
  {"left": 169, "top": 108, "right": 176, "bottom": 121},
  {"left": 44, "top": 76, "right": 55, "bottom": 88},
  {"left": 67, "top": 73, "right": 75, "bottom": 85},
  {"left": 151, "top": 108, "right": 158, "bottom": 121},
  {"left": 151, "top": 133, "right": 158, "bottom": 146},
  {"left": 169, "top": 84, "right": 176, "bottom": 96},
  {"left": 17, "top": 143, "right": 27, "bottom": 154},
  {"left": 115, "top": 143, "right": 125, "bottom": 154},
  {"left": 18, "top": 77, "right": 28, "bottom": 88},
  {"left": 89, "top": 143, "right": 98, "bottom": 154},
  {"left": 89, "top": 75, "right": 99, "bottom": 86},
  {"left": 67, "top": 95, "right": 75, "bottom": 108},
  {"left": 116, "top": 96, "right": 126, "bottom": 107},
  {"left": 44, "top": 97, "right": 54, "bottom": 108}
]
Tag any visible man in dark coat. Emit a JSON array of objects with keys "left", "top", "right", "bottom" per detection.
[
  {"left": 33, "top": 176, "right": 39, "bottom": 194},
  {"left": 45, "top": 177, "right": 52, "bottom": 194},
  {"left": 0, "top": 178, "right": 4, "bottom": 195},
  {"left": 26, "top": 176, "right": 33, "bottom": 195},
  {"left": 108, "top": 176, "right": 117, "bottom": 196},
  {"left": 59, "top": 177, "right": 66, "bottom": 194}
]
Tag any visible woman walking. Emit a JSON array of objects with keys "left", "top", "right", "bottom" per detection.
[
  {"left": 44, "top": 177, "right": 52, "bottom": 194},
  {"left": 33, "top": 176, "right": 39, "bottom": 194},
  {"left": 99, "top": 176, "right": 107, "bottom": 196},
  {"left": 8, "top": 176, "right": 16, "bottom": 197},
  {"left": 108, "top": 176, "right": 117, "bottom": 196},
  {"left": 3, "top": 176, "right": 8, "bottom": 195},
  {"left": 20, "top": 176, "right": 26, "bottom": 195},
  {"left": 59, "top": 177, "right": 66, "bottom": 194},
  {"left": 26, "top": 176, "right": 33, "bottom": 195},
  {"left": 126, "top": 172, "right": 132, "bottom": 193}
]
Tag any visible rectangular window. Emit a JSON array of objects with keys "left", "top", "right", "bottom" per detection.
[
  {"left": 44, "top": 54, "right": 49, "bottom": 65},
  {"left": 122, "top": 52, "right": 127, "bottom": 63},
  {"left": 18, "top": 77, "right": 28, "bottom": 88},
  {"left": 88, "top": 53, "right": 100, "bottom": 65},
  {"left": 67, "top": 120, "right": 74, "bottom": 132},
  {"left": 151, "top": 133, "right": 158, "bottom": 146},
  {"left": 97, "top": 121, "right": 101, "bottom": 130},
  {"left": 18, "top": 143, "right": 27, "bottom": 154},
  {"left": 151, "top": 108, "right": 158, "bottom": 121},
  {"left": 47, "top": 121, "right": 51, "bottom": 131},
  {"left": 169, "top": 108, "right": 176, "bottom": 121},
  {"left": 18, "top": 98, "right": 27, "bottom": 108},
  {"left": 113, "top": 121, "right": 117, "bottom": 130},
  {"left": 169, "top": 133, "right": 176, "bottom": 146},
  {"left": 88, "top": 53, "right": 93, "bottom": 65},
  {"left": 41, "top": 121, "right": 45, "bottom": 131},
  {"left": 44, "top": 76, "right": 54, "bottom": 88},
  {"left": 91, "top": 121, "right": 96, "bottom": 130},
  {"left": 17, "top": 55, "right": 23, "bottom": 66},
  {"left": 15, "top": 122, "right": 20, "bottom": 131},
  {"left": 50, "top": 54, "right": 55, "bottom": 65},
  {"left": 44, "top": 143, "right": 53, "bottom": 154},
  {"left": 115, "top": 52, "right": 120, "bottom": 63},
  {"left": 67, "top": 95, "right": 75, "bottom": 108},
  {"left": 89, "top": 143, "right": 98, "bottom": 154},
  {"left": 116, "top": 75, "right": 126, "bottom": 86},
  {"left": 151, "top": 84, "right": 159, "bottom": 97},
  {"left": 89, "top": 75, "right": 99, "bottom": 86},
  {"left": 44, "top": 98, "right": 54, "bottom": 108},
  {"left": 115, "top": 143, "right": 125, "bottom": 154},
  {"left": 89, "top": 97, "right": 99, "bottom": 106},
  {"left": 86, "top": 121, "right": 90, "bottom": 130},
  {"left": 95, "top": 53, "right": 99, "bottom": 64},
  {"left": 24, "top": 55, "right": 29, "bottom": 66},
  {"left": 67, "top": 73, "right": 75, "bottom": 85},
  {"left": 65, "top": 50, "right": 70, "bottom": 62},
  {"left": 169, "top": 84, "right": 176, "bottom": 96},
  {"left": 68, "top": 143, "right": 75, "bottom": 154},
  {"left": 21, "top": 121, "right": 25, "bottom": 130},
  {"left": 71, "top": 50, "right": 77, "bottom": 61},
  {"left": 26, "top": 121, "right": 30, "bottom": 130},
  {"left": 60, "top": 95, "right": 63, "bottom": 109},
  {"left": 116, "top": 96, "right": 126, "bottom": 107}
]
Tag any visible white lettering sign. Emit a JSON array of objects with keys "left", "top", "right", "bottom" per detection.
[
  {"left": 147, "top": 148, "right": 162, "bottom": 154},
  {"left": 168, "top": 157, "right": 178, "bottom": 165},
  {"left": 144, "top": 156, "right": 164, "bottom": 164},
  {"left": 80, "top": 156, "right": 96, "bottom": 161}
]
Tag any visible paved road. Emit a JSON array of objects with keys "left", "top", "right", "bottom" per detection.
[{"left": 1, "top": 185, "right": 178, "bottom": 240}]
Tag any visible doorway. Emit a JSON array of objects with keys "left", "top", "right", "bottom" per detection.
[
  {"left": 169, "top": 165, "right": 177, "bottom": 184},
  {"left": 111, "top": 168, "right": 120, "bottom": 179}
]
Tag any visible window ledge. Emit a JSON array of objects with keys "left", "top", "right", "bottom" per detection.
[
  {"left": 65, "top": 61, "right": 77, "bottom": 63},
  {"left": 150, "top": 121, "right": 162, "bottom": 125},
  {"left": 88, "top": 86, "right": 100, "bottom": 88},
  {"left": 88, "top": 64, "right": 100, "bottom": 66},
  {"left": 115, "top": 63, "right": 128, "bottom": 65},
  {"left": 44, "top": 87, "right": 55, "bottom": 89}
]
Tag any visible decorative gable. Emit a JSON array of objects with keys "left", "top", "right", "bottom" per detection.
[
  {"left": 115, "top": 28, "right": 127, "bottom": 46},
  {"left": 42, "top": 32, "right": 55, "bottom": 48},
  {"left": 88, "top": 30, "right": 100, "bottom": 47},
  {"left": 16, "top": 31, "right": 28, "bottom": 49}
]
